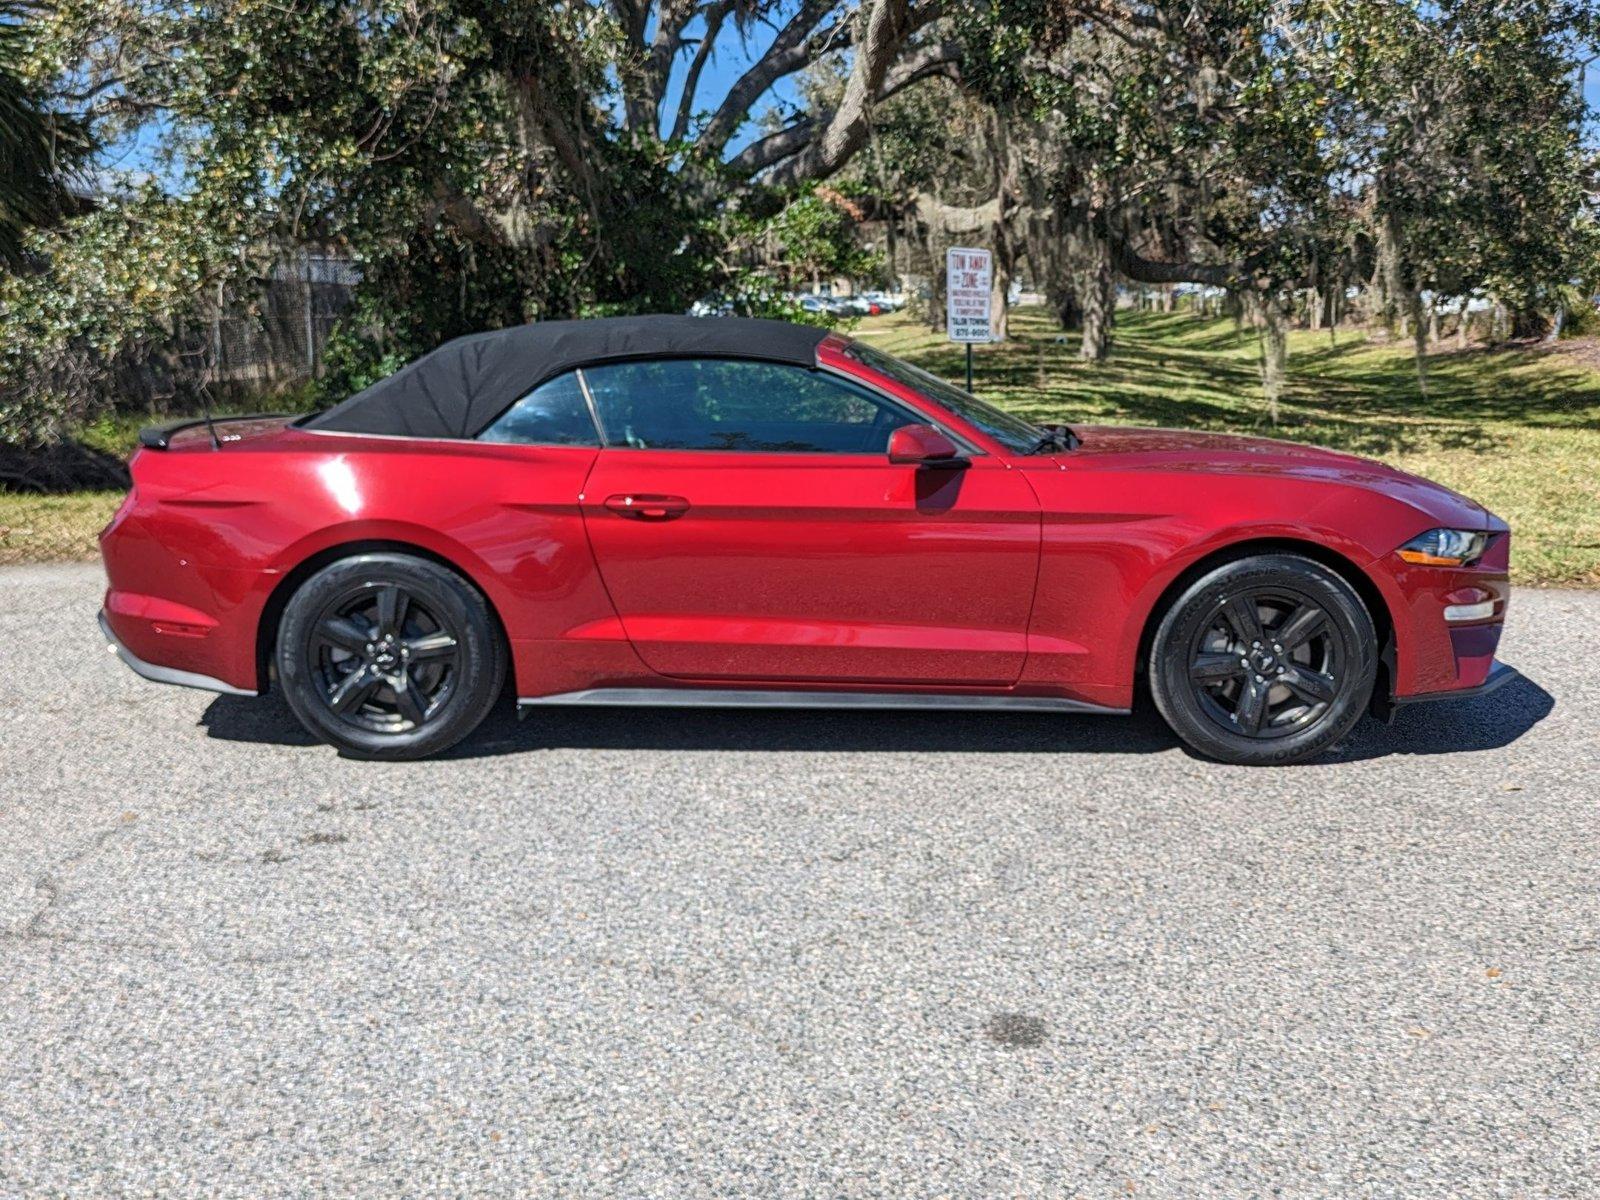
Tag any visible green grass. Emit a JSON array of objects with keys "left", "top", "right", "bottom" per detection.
[
  {"left": 3, "top": 306, "right": 1597, "bottom": 582},
  {"left": 0, "top": 491, "right": 123, "bottom": 566},
  {"left": 0, "top": 393, "right": 318, "bottom": 564},
  {"left": 860, "top": 306, "right": 1600, "bottom": 586}
]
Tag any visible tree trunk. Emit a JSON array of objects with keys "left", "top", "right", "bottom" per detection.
[
  {"left": 1512, "top": 308, "right": 1544, "bottom": 339},
  {"left": 922, "top": 222, "right": 945, "bottom": 331},
  {"left": 1054, "top": 287, "right": 1082, "bottom": 330},
  {"left": 1247, "top": 290, "right": 1289, "bottom": 423},
  {"left": 926, "top": 261, "right": 944, "bottom": 330},
  {"left": 1544, "top": 302, "right": 1566, "bottom": 344},
  {"left": 986, "top": 114, "right": 1014, "bottom": 342},
  {"left": 1375, "top": 205, "right": 1409, "bottom": 337},
  {"left": 989, "top": 255, "right": 1010, "bottom": 341},
  {"left": 1040, "top": 233, "right": 1078, "bottom": 330},
  {"left": 1411, "top": 291, "right": 1430, "bottom": 400},
  {"left": 884, "top": 206, "right": 899, "bottom": 291},
  {"left": 1021, "top": 182, "right": 1070, "bottom": 330},
  {"left": 1080, "top": 280, "right": 1111, "bottom": 361},
  {"left": 1068, "top": 215, "right": 1113, "bottom": 361},
  {"left": 989, "top": 204, "right": 1014, "bottom": 342}
]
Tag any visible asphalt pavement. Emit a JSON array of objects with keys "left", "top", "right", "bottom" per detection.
[{"left": 1, "top": 562, "right": 1596, "bottom": 1198}]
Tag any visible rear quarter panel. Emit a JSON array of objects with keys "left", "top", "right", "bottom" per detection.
[{"left": 106, "top": 430, "right": 626, "bottom": 693}]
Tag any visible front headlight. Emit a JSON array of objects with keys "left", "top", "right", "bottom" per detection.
[{"left": 1396, "top": 528, "right": 1489, "bottom": 567}]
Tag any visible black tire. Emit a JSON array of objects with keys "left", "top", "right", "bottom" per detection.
[
  {"left": 1148, "top": 554, "right": 1376, "bottom": 766},
  {"left": 275, "top": 552, "right": 505, "bottom": 759}
]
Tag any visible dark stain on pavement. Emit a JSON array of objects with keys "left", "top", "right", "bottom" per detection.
[
  {"left": 299, "top": 832, "right": 349, "bottom": 846},
  {"left": 986, "top": 1012, "right": 1048, "bottom": 1048}
]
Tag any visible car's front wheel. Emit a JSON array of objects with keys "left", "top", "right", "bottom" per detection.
[
  {"left": 276, "top": 553, "right": 505, "bottom": 759},
  {"left": 1148, "top": 554, "right": 1376, "bottom": 765}
]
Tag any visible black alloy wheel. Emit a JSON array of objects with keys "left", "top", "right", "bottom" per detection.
[
  {"left": 277, "top": 553, "right": 504, "bottom": 759},
  {"left": 1187, "top": 588, "right": 1343, "bottom": 739},
  {"left": 1148, "top": 554, "right": 1377, "bottom": 765},
  {"left": 310, "top": 582, "right": 459, "bottom": 733}
]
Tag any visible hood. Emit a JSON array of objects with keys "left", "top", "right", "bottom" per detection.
[{"left": 1068, "top": 425, "right": 1496, "bottom": 530}]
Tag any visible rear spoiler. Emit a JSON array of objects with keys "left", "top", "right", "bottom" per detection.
[{"left": 137, "top": 413, "right": 294, "bottom": 450}]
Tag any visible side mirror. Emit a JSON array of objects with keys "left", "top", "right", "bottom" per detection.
[{"left": 887, "top": 424, "right": 969, "bottom": 469}]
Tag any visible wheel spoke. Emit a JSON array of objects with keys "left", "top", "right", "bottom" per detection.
[
  {"left": 1222, "top": 595, "right": 1266, "bottom": 647},
  {"left": 1275, "top": 604, "right": 1326, "bottom": 653},
  {"left": 328, "top": 665, "right": 379, "bottom": 714},
  {"left": 391, "top": 669, "right": 428, "bottom": 725},
  {"left": 375, "top": 585, "right": 408, "bottom": 638},
  {"left": 1191, "top": 652, "right": 1245, "bottom": 685},
  {"left": 1279, "top": 664, "right": 1336, "bottom": 705},
  {"left": 1234, "top": 675, "right": 1269, "bottom": 734},
  {"left": 318, "top": 615, "right": 371, "bottom": 655},
  {"left": 404, "top": 631, "right": 458, "bottom": 661}
]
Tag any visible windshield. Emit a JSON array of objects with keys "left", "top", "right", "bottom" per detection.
[{"left": 842, "top": 341, "right": 1043, "bottom": 454}]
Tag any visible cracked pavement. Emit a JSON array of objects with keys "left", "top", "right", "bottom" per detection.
[{"left": 1, "top": 562, "right": 1597, "bottom": 1197}]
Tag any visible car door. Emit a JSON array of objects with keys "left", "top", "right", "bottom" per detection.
[{"left": 576, "top": 357, "right": 1042, "bottom": 686}]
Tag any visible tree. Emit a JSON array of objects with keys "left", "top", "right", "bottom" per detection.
[
  {"left": 3, "top": 0, "right": 956, "bottom": 439},
  {"left": 1359, "top": 0, "right": 1600, "bottom": 372},
  {"left": 842, "top": 76, "right": 1022, "bottom": 333},
  {"left": 955, "top": 0, "right": 1600, "bottom": 417},
  {"left": 0, "top": 2, "right": 87, "bottom": 267},
  {"left": 961, "top": 1, "right": 1367, "bottom": 393}
]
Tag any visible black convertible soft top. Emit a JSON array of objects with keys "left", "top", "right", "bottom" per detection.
[{"left": 303, "top": 314, "right": 830, "bottom": 440}]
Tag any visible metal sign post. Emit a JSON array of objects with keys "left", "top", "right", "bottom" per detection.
[{"left": 946, "top": 246, "right": 993, "bottom": 393}]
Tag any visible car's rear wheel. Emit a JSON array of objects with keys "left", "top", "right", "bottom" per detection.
[
  {"left": 276, "top": 553, "right": 504, "bottom": 759},
  {"left": 1148, "top": 554, "right": 1376, "bottom": 765}
]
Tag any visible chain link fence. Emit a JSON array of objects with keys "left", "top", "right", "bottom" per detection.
[
  {"left": 101, "top": 253, "right": 360, "bottom": 414},
  {"left": 197, "top": 253, "right": 359, "bottom": 392}
]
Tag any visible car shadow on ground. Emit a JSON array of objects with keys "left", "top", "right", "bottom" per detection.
[{"left": 197, "top": 671, "right": 1554, "bottom": 765}]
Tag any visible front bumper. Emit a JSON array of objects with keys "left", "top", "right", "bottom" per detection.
[
  {"left": 99, "top": 610, "right": 259, "bottom": 697},
  {"left": 1392, "top": 658, "right": 1517, "bottom": 707},
  {"left": 1380, "top": 524, "right": 1511, "bottom": 699}
]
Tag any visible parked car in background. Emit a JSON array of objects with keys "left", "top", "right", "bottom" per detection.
[
  {"left": 101, "top": 316, "right": 1512, "bottom": 764},
  {"left": 795, "top": 292, "right": 883, "bottom": 317},
  {"left": 687, "top": 295, "right": 735, "bottom": 318}
]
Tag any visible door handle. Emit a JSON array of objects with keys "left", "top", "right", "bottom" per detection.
[{"left": 604, "top": 494, "right": 690, "bottom": 520}]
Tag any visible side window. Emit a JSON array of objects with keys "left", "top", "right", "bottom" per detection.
[
  {"left": 478, "top": 372, "right": 598, "bottom": 446},
  {"left": 580, "top": 359, "right": 917, "bottom": 453}
]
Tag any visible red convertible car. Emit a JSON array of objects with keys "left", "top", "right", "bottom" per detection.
[{"left": 99, "top": 316, "right": 1511, "bottom": 764}]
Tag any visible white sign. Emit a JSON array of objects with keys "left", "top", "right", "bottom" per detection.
[{"left": 946, "top": 246, "right": 993, "bottom": 343}]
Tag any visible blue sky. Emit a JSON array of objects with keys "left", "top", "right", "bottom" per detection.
[{"left": 657, "top": 7, "right": 808, "bottom": 146}]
